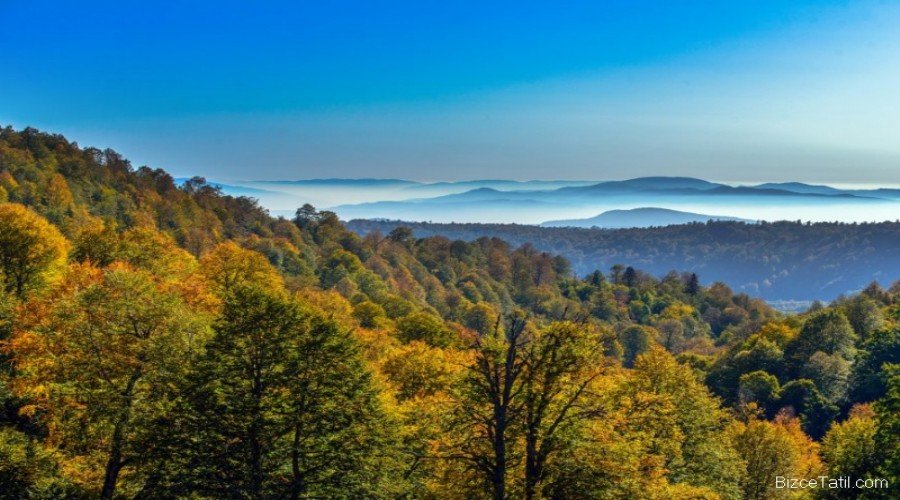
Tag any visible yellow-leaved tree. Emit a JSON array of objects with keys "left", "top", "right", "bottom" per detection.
[
  {"left": 7, "top": 262, "right": 210, "bottom": 498},
  {"left": 0, "top": 203, "right": 69, "bottom": 297}
]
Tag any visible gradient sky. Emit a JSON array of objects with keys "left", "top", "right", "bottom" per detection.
[{"left": 2, "top": 1, "right": 899, "bottom": 183}]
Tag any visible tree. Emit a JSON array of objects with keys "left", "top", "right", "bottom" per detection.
[
  {"left": 453, "top": 315, "right": 528, "bottom": 499},
  {"left": 352, "top": 300, "right": 388, "bottom": 329},
  {"left": 160, "top": 284, "right": 398, "bottom": 498},
  {"left": 7, "top": 262, "right": 207, "bottom": 498},
  {"left": 655, "top": 318, "right": 686, "bottom": 353},
  {"left": 850, "top": 326, "right": 900, "bottom": 403},
  {"left": 778, "top": 380, "right": 839, "bottom": 439},
  {"left": 872, "top": 364, "right": 900, "bottom": 496},
  {"left": 0, "top": 427, "right": 79, "bottom": 497},
  {"left": 738, "top": 371, "right": 781, "bottom": 414},
  {"left": 0, "top": 203, "right": 69, "bottom": 297},
  {"left": 686, "top": 273, "right": 700, "bottom": 296},
  {"left": 447, "top": 318, "right": 609, "bottom": 499},
  {"left": 801, "top": 351, "right": 851, "bottom": 403},
  {"left": 520, "top": 322, "right": 605, "bottom": 499},
  {"left": 619, "top": 325, "right": 651, "bottom": 368},
  {"left": 728, "top": 410, "right": 822, "bottom": 500},
  {"left": 625, "top": 347, "right": 745, "bottom": 499},
  {"left": 787, "top": 309, "right": 856, "bottom": 370},
  {"left": 198, "top": 242, "right": 283, "bottom": 296},
  {"left": 293, "top": 203, "right": 319, "bottom": 230},
  {"left": 843, "top": 296, "right": 884, "bottom": 340},
  {"left": 396, "top": 311, "right": 456, "bottom": 348},
  {"left": 622, "top": 266, "right": 638, "bottom": 287},
  {"left": 821, "top": 405, "right": 879, "bottom": 499},
  {"left": 388, "top": 226, "right": 414, "bottom": 245}
]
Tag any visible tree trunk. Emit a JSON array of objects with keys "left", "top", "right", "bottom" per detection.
[
  {"left": 290, "top": 423, "right": 306, "bottom": 500},
  {"left": 100, "top": 433, "right": 124, "bottom": 500},
  {"left": 249, "top": 423, "right": 263, "bottom": 498},
  {"left": 100, "top": 367, "right": 142, "bottom": 499},
  {"left": 492, "top": 406, "right": 506, "bottom": 500},
  {"left": 524, "top": 429, "right": 538, "bottom": 500}
]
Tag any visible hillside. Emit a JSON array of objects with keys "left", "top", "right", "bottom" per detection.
[
  {"left": 346, "top": 218, "right": 900, "bottom": 301},
  {"left": 1, "top": 126, "right": 899, "bottom": 498}
]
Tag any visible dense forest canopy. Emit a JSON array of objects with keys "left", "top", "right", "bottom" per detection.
[
  {"left": 0, "top": 126, "right": 898, "bottom": 498},
  {"left": 345, "top": 219, "right": 900, "bottom": 302}
]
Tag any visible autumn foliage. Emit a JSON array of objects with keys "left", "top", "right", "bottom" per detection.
[{"left": 1, "top": 126, "right": 898, "bottom": 498}]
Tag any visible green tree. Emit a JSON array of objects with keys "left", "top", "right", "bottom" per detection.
[
  {"left": 738, "top": 370, "right": 781, "bottom": 415},
  {"left": 778, "top": 379, "right": 839, "bottom": 439},
  {"left": 843, "top": 296, "right": 884, "bottom": 340},
  {"left": 620, "top": 325, "right": 651, "bottom": 368},
  {"left": 850, "top": 326, "right": 900, "bottom": 403},
  {"left": 396, "top": 311, "right": 456, "bottom": 347},
  {"left": 801, "top": 351, "right": 851, "bottom": 403},
  {"left": 786, "top": 309, "right": 856, "bottom": 370},
  {"left": 872, "top": 364, "right": 900, "bottom": 497},
  {"left": 162, "top": 285, "right": 398, "bottom": 498}
]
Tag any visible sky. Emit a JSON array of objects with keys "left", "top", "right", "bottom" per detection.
[{"left": 2, "top": 0, "right": 899, "bottom": 183}]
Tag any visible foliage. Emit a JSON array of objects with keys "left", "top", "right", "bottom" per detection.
[
  {"left": 0, "top": 126, "right": 898, "bottom": 498},
  {"left": 0, "top": 203, "right": 69, "bottom": 298}
]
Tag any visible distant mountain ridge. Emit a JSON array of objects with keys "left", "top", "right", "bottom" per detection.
[
  {"left": 326, "top": 176, "right": 898, "bottom": 224},
  {"left": 194, "top": 176, "right": 900, "bottom": 225},
  {"left": 541, "top": 207, "right": 750, "bottom": 228}
]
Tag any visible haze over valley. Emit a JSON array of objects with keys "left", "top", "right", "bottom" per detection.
[{"left": 203, "top": 176, "right": 900, "bottom": 225}]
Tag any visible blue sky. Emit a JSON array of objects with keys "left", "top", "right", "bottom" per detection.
[{"left": 2, "top": 1, "right": 899, "bottom": 183}]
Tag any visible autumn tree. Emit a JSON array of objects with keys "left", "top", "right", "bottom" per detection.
[
  {"left": 453, "top": 315, "right": 528, "bottom": 499},
  {"left": 449, "top": 318, "right": 621, "bottom": 499},
  {"left": 7, "top": 262, "right": 208, "bottom": 498},
  {"left": 0, "top": 203, "right": 69, "bottom": 297},
  {"left": 520, "top": 321, "right": 606, "bottom": 499},
  {"left": 728, "top": 408, "right": 822, "bottom": 500},
  {"left": 821, "top": 404, "right": 879, "bottom": 498},
  {"left": 622, "top": 347, "right": 745, "bottom": 498},
  {"left": 198, "top": 241, "right": 283, "bottom": 296}
]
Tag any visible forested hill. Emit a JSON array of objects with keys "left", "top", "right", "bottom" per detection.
[
  {"left": 2, "top": 126, "right": 899, "bottom": 498},
  {"left": 346, "top": 219, "right": 900, "bottom": 301}
]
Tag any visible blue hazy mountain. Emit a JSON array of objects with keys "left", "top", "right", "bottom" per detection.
[
  {"left": 331, "top": 177, "right": 897, "bottom": 224},
  {"left": 399, "top": 179, "right": 596, "bottom": 195},
  {"left": 560, "top": 176, "right": 723, "bottom": 193},
  {"left": 199, "top": 176, "right": 900, "bottom": 224},
  {"left": 250, "top": 178, "right": 420, "bottom": 188},
  {"left": 753, "top": 182, "right": 900, "bottom": 199},
  {"left": 541, "top": 207, "right": 750, "bottom": 228},
  {"left": 752, "top": 182, "right": 846, "bottom": 195}
]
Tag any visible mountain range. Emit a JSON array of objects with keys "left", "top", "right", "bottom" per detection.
[
  {"left": 541, "top": 207, "right": 750, "bottom": 228},
  {"left": 201, "top": 176, "right": 900, "bottom": 225}
]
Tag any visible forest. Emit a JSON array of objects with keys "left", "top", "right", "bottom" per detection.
[
  {"left": 345, "top": 218, "right": 900, "bottom": 302},
  {"left": 0, "top": 126, "right": 898, "bottom": 498}
]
